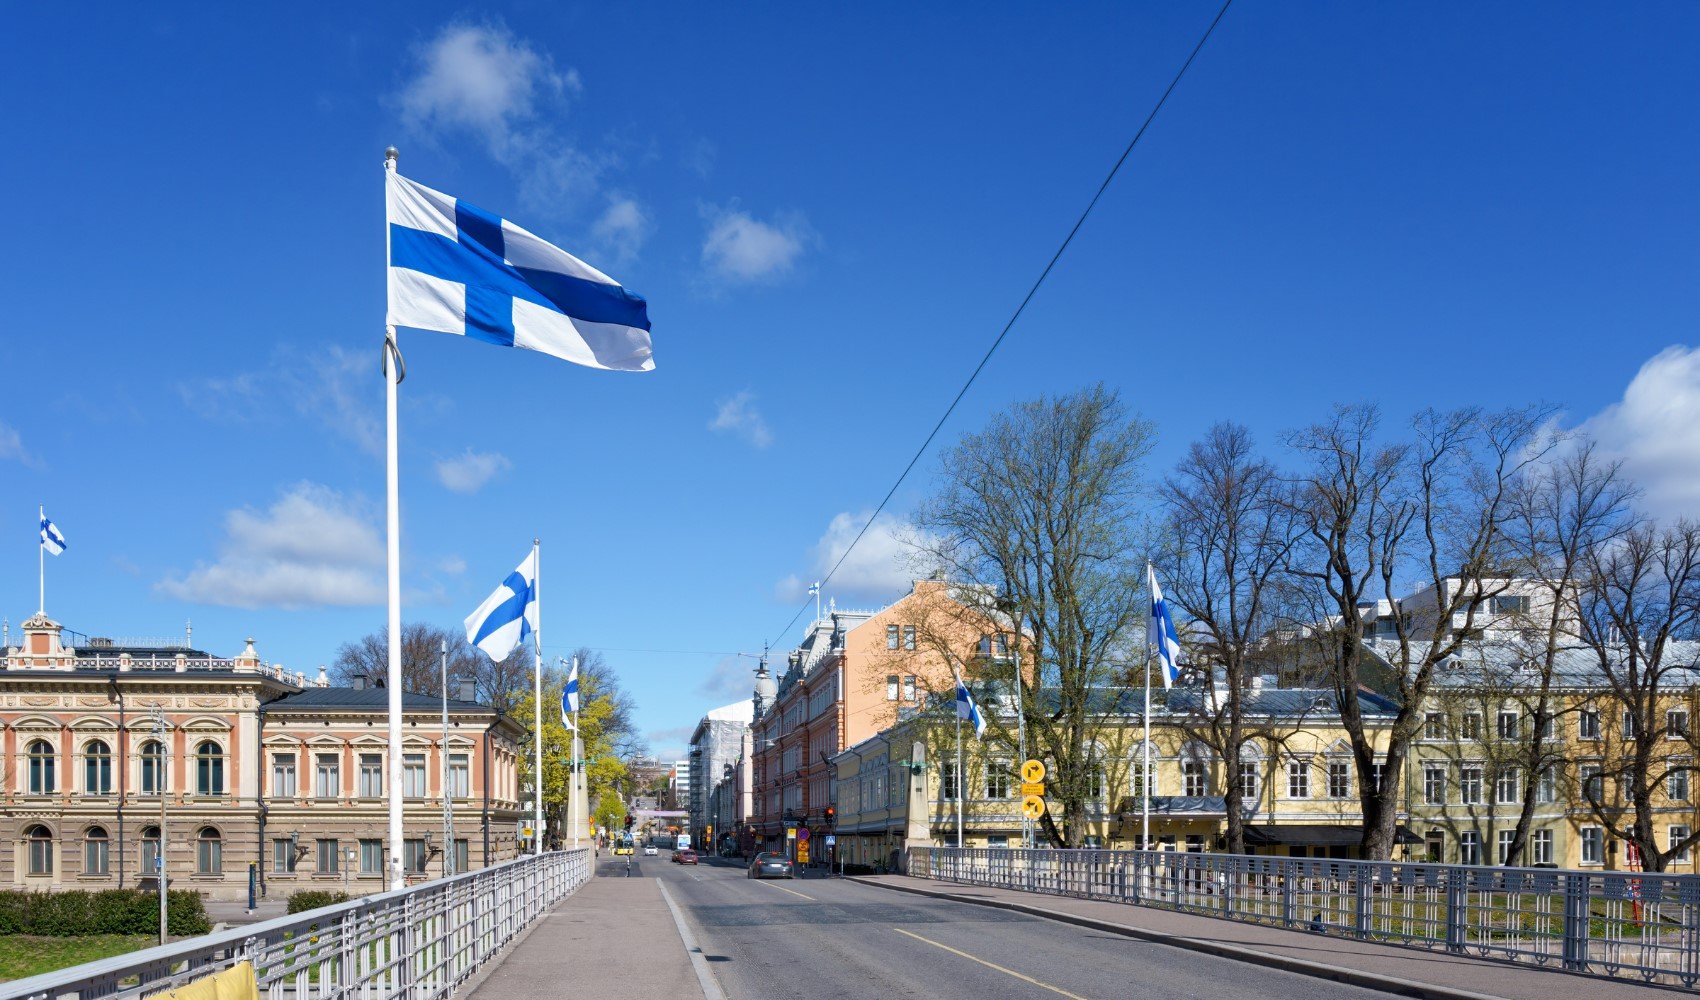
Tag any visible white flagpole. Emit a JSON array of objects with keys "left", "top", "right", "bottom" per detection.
[
  {"left": 1013, "top": 639, "right": 1028, "bottom": 850},
  {"left": 383, "top": 146, "right": 405, "bottom": 891},
  {"left": 37, "top": 504, "right": 44, "bottom": 615},
  {"left": 532, "top": 538, "right": 544, "bottom": 854},
  {"left": 956, "top": 690, "right": 965, "bottom": 849},
  {"left": 1143, "top": 562, "right": 1153, "bottom": 853},
  {"left": 573, "top": 654, "right": 582, "bottom": 849}
]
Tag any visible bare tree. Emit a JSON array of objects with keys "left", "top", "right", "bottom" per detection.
[
  {"left": 1574, "top": 520, "right": 1700, "bottom": 872},
  {"left": 330, "top": 622, "right": 529, "bottom": 713},
  {"left": 1286, "top": 404, "right": 1547, "bottom": 859},
  {"left": 915, "top": 384, "right": 1154, "bottom": 847},
  {"left": 1160, "top": 423, "right": 1303, "bottom": 854}
]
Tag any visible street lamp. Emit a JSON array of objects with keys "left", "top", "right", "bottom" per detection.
[
  {"left": 344, "top": 848, "right": 355, "bottom": 896},
  {"left": 150, "top": 705, "right": 169, "bottom": 946}
]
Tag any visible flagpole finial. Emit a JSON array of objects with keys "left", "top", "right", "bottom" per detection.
[{"left": 384, "top": 146, "right": 399, "bottom": 170}]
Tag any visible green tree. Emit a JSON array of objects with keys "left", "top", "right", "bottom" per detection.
[{"left": 512, "top": 650, "right": 647, "bottom": 841}]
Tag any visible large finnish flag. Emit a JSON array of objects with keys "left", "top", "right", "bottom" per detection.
[
  {"left": 465, "top": 550, "right": 539, "bottom": 662},
  {"left": 560, "top": 659, "right": 579, "bottom": 731},
  {"left": 954, "top": 674, "right": 987, "bottom": 740},
  {"left": 40, "top": 513, "right": 66, "bottom": 555},
  {"left": 1149, "top": 565, "right": 1183, "bottom": 690},
  {"left": 386, "top": 171, "right": 655, "bottom": 372}
]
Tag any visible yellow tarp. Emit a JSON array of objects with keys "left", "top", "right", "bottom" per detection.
[{"left": 142, "top": 960, "right": 259, "bottom": 1000}]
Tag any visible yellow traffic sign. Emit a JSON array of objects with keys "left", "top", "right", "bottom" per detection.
[
  {"left": 1020, "top": 782, "right": 1046, "bottom": 797},
  {"left": 1021, "top": 759, "right": 1046, "bottom": 783},
  {"left": 1021, "top": 795, "right": 1045, "bottom": 819}
]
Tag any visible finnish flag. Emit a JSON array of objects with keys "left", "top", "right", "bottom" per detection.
[
  {"left": 1149, "top": 565, "right": 1183, "bottom": 689},
  {"left": 464, "top": 550, "right": 538, "bottom": 662},
  {"left": 386, "top": 171, "right": 655, "bottom": 372},
  {"left": 955, "top": 674, "right": 987, "bottom": 740},
  {"left": 39, "top": 512, "right": 66, "bottom": 556},
  {"left": 560, "top": 659, "right": 579, "bottom": 730}
]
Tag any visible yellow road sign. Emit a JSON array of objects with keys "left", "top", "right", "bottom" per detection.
[
  {"left": 1021, "top": 795, "right": 1045, "bottom": 819},
  {"left": 1020, "top": 782, "right": 1046, "bottom": 797},
  {"left": 1021, "top": 759, "right": 1046, "bottom": 784}
]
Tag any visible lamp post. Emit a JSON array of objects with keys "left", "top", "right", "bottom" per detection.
[
  {"left": 440, "top": 639, "right": 455, "bottom": 877},
  {"left": 151, "top": 705, "right": 169, "bottom": 946},
  {"left": 344, "top": 848, "right": 354, "bottom": 896}
]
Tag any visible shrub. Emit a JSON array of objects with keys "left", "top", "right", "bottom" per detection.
[
  {"left": 286, "top": 890, "right": 351, "bottom": 915},
  {"left": 0, "top": 889, "right": 207, "bottom": 936}
]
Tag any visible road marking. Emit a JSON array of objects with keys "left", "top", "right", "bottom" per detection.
[
  {"left": 658, "top": 879, "right": 728, "bottom": 1000},
  {"left": 755, "top": 879, "right": 816, "bottom": 901},
  {"left": 892, "top": 928, "right": 1090, "bottom": 1000}
]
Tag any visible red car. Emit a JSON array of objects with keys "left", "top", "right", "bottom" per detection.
[{"left": 673, "top": 848, "right": 699, "bottom": 865}]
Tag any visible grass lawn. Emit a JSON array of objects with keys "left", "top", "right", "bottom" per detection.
[{"left": 0, "top": 934, "right": 153, "bottom": 981}]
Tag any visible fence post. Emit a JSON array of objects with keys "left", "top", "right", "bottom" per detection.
[
  {"left": 1281, "top": 862, "right": 1297, "bottom": 928},
  {"left": 1561, "top": 873, "right": 1590, "bottom": 972},
  {"left": 1445, "top": 866, "right": 1467, "bottom": 954},
  {"left": 1353, "top": 863, "right": 1371, "bottom": 939}
]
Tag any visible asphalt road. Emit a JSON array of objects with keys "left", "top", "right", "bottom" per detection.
[{"left": 654, "top": 858, "right": 1399, "bottom": 1000}]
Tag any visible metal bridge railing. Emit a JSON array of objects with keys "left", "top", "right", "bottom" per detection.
[
  {"left": 0, "top": 849, "right": 594, "bottom": 1000},
  {"left": 909, "top": 846, "right": 1700, "bottom": 988}
]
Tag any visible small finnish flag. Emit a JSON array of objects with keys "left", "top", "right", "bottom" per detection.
[
  {"left": 1149, "top": 564, "right": 1183, "bottom": 689},
  {"left": 561, "top": 659, "right": 580, "bottom": 730},
  {"left": 40, "top": 511, "right": 66, "bottom": 556},
  {"left": 955, "top": 674, "right": 987, "bottom": 740},
  {"left": 387, "top": 170, "right": 654, "bottom": 372},
  {"left": 464, "top": 549, "right": 538, "bottom": 662}
]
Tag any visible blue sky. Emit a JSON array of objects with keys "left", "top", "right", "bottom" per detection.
[{"left": 3, "top": 3, "right": 1697, "bottom": 762}]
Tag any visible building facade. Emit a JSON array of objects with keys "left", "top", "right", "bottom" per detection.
[
  {"left": 686, "top": 699, "right": 752, "bottom": 841},
  {"left": 0, "top": 614, "right": 524, "bottom": 900}
]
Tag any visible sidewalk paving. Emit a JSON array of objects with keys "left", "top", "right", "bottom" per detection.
[
  {"left": 850, "top": 874, "right": 1686, "bottom": 1000},
  {"left": 459, "top": 872, "right": 704, "bottom": 1000}
]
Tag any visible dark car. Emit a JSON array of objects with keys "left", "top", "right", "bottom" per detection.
[
  {"left": 748, "top": 852, "right": 794, "bottom": 879},
  {"left": 673, "top": 848, "right": 699, "bottom": 865}
]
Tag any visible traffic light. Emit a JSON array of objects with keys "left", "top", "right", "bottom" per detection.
[
  {"left": 825, "top": 807, "right": 836, "bottom": 826},
  {"left": 624, "top": 814, "right": 634, "bottom": 830}
]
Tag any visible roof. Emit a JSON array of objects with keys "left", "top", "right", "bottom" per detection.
[
  {"left": 266, "top": 686, "right": 490, "bottom": 713},
  {"left": 1163, "top": 687, "right": 1400, "bottom": 719},
  {"left": 1243, "top": 824, "right": 1423, "bottom": 847},
  {"left": 1406, "top": 639, "right": 1700, "bottom": 691},
  {"left": 705, "top": 699, "right": 753, "bottom": 724}
]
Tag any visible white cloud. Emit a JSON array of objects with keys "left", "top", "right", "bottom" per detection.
[
  {"left": 157, "top": 482, "right": 386, "bottom": 609},
  {"left": 176, "top": 374, "right": 260, "bottom": 420},
  {"left": 0, "top": 422, "right": 34, "bottom": 466},
  {"left": 709, "top": 391, "right": 772, "bottom": 448},
  {"left": 1580, "top": 345, "right": 1700, "bottom": 519},
  {"left": 697, "top": 656, "right": 753, "bottom": 701},
  {"left": 591, "top": 196, "right": 649, "bottom": 266},
  {"left": 438, "top": 555, "right": 467, "bottom": 576},
  {"left": 435, "top": 448, "right": 511, "bottom": 493},
  {"left": 775, "top": 510, "right": 922, "bottom": 602},
  {"left": 701, "top": 205, "right": 811, "bottom": 283}
]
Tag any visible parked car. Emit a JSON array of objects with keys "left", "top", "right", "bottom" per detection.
[
  {"left": 644, "top": 845, "right": 659, "bottom": 856},
  {"left": 674, "top": 848, "right": 699, "bottom": 865},
  {"left": 748, "top": 852, "right": 794, "bottom": 879}
]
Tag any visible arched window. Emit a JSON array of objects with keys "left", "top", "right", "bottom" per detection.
[
  {"left": 196, "top": 827, "right": 222, "bottom": 875},
  {"left": 25, "top": 825, "right": 53, "bottom": 875},
  {"left": 139, "top": 740, "right": 166, "bottom": 794},
  {"left": 1129, "top": 742, "right": 1158, "bottom": 799},
  {"left": 84, "top": 826, "right": 110, "bottom": 876},
  {"left": 196, "top": 741, "right": 224, "bottom": 795},
  {"left": 84, "top": 740, "right": 112, "bottom": 795},
  {"left": 139, "top": 825, "right": 161, "bottom": 876},
  {"left": 27, "top": 740, "right": 55, "bottom": 794}
]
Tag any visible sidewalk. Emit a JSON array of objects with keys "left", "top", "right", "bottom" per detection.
[
  {"left": 459, "top": 873, "right": 706, "bottom": 1000},
  {"left": 850, "top": 874, "right": 1685, "bottom": 1000}
]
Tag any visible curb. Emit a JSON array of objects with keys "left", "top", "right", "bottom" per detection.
[
  {"left": 848, "top": 876, "right": 1507, "bottom": 1000},
  {"left": 658, "top": 878, "right": 728, "bottom": 1000}
]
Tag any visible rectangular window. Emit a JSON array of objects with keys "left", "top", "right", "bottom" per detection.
[
  {"left": 85, "top": 835, "right": 109, "bottom": 876},
  {"left": 1237, "top": 761, "right": 1258, "bottom": 801},
  {"left": 985, "top": 763, "right": 1010, "bottom": 799},
  {"left": 29, "top": 835, "right": 52, "bottom": 876},
  {"left": 940, "top": 761, "right": 959, "bottom": 801},
  {"left": 359, "top": 839, "right": 383, "bottom": 875},
  {"left": 404, "top": 754, "right": 427, "bottom": 797},
  {"left": 1327, "top": 761, "right": 1351, "bottom": 799},
  {"left": 1537, "top": 766, "right": 1557, "bottom": 804},
  {"left": 902, "top": 675, "right": 916, "bottom": 702},
  {"left": 1579, "top": 710, "right": 1600, "bottom": 740},
  {"left": 1088, "top": 766, "right": 1106, "bottom": 800},
  {"left": 885, "top": 675, "right": 899, "bottom": 701},
  {"left": 1183, "top": 760, "right": 1207, "bottom": 797},
  {"left": 403, "top": 838, "right": 429, "bottom": 874},
  {"left": 272, "top": 753, "right": 296, "bottom": 797},
  {"left": 273, "top": 838, "right": 296, "bottom": 874},
  {"left": 1581, "top": 826, "right": 1604, "bottom": 865},
  {"left": 1581, "top": 764, "right": 1604, "bottom": 802},
  {"left": 315, "top": 753, "right": 340, "bottom": 799},
  {"left": 140, "top": 835, "right": 160, "bottom": 876},
  {"left": 1459, "top": 766, "right": 1484, "bottom": 805},
  {"left": 1424, "top": 713, "right": 1446, "bottom": 740},
  {"left": 1669, "top": 765, "right": 1691, "bottom": 801},
  {"left": 1497, "top": 712, "right": 1520, "bottom": 741},
  {"left": 317, "top": 839, "right": 339, "bottom": 873},
  {"left": 1425, "top": 830, "right": 1445, "bottom": 863},
  {"left": 1459, "top": 831, "right": 1482, "bottom": 866},
  {"left": 1671, "top": 825, "right": 1692, "bottom": 864},
  {"left": 197, "top": 836, "right": 221, "bottom": 875},
  {"left": 1423, "top": 765, "right": 1447, "bottom": 805},
  {"left": 1131, "top": 758, "right": 1155, "bottom": 799},
  {"left": 449, "top": 754, "right": 470, "bottom": 798},
  {"left": 1498, "top": 830, "right": 1517, "bottom": 865},
  {"left": 1287, "top": 760, "right": 1310, "bottom": 799},
  {"left": 1461, "top": 714, "right": 1482, "bottom": 741},
  {"left": 1532, "top": 829, "right": 1554, "bottom": 866},
  {"left": 886, "top": 625, "right": 899, "bottom": 650},
  {"left": 359, "top": 754, "right": 383, "bottom": 797},
  {"left": 902, "top": 625, "right": 916, "bottom": 651},
  {"left": 1624, "top": 711, "right": 1639, "bottom": 739},
  {"left": 1492, "top": 595, "right": 1529, "bottom": 615},
  {"left": 1496, "top": 767, "right": 1521, "bottom": 805},
  {"left": 1370, "top": 761, "right": 1388, "bottom": 793},
  {"left": 454, "top": 839, "right": 470, "bottom": 873},
  {"left": 1669, "top": 710, "right": 1690, "bottom": 739},
  {"left": 141, "top": 743, "right": 165, "bottom": 795}
]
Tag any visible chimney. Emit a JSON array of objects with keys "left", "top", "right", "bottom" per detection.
[
  {"left": 458, "top": 678, "right": 476, "bottom": 703},
  {"left": 316, "top": 665, "right": 328, "bottom": 688},
  {"left": 351, "top": 675, "right": 366, "bottom": 691}
]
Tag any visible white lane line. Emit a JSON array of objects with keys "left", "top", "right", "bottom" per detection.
[
  {"left": 893, "top": 927, "right": 1091, "bottom": 1000},
  {"left": 754, "top": 879, "right": 816, "bottom": 901},
  {"left": 658, "top": 879, "right": 728, "bottom": 1000}
]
